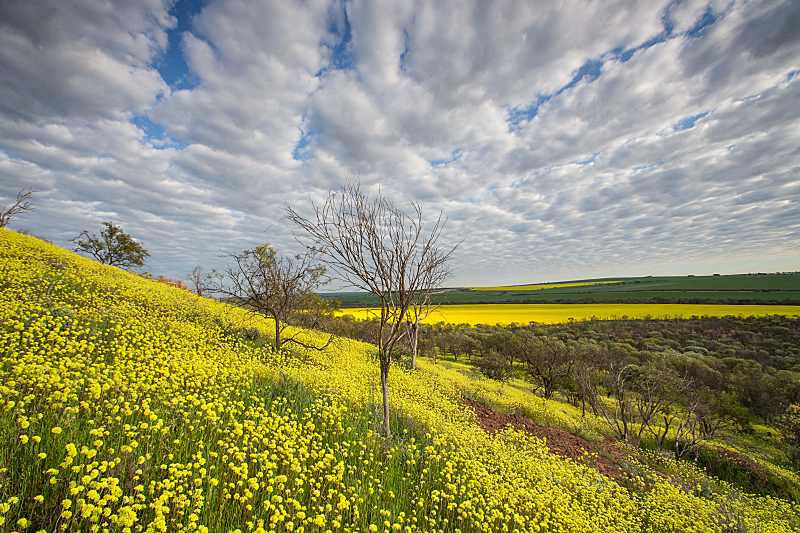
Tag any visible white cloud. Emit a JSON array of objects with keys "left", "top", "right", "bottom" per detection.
[{"left": 0, "top": 0, "right": 798, "bottom": 284}]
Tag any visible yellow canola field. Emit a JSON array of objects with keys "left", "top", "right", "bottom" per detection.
[
  {"left": 340, "top": 303, "right": 800, "bottom": 325},
  {"left": 472, "top": 280, "right": 621, "bottom": 291},
  {"left": 2, "top": 228, "right": 799, "bottom": 532}
]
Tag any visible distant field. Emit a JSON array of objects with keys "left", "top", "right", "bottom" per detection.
[
  {"left": 473, "top": 280, "right": 622, "bottom": 291},
  {"left": 325, "top": 272, "right": 800, "bottom": 306},
  {"left": 338, "top": 303, "right": 800, "bottom": 325}
]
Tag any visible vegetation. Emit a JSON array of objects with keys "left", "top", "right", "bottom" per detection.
[
  {"left": 72, "top": 222, "right": 149, "bottom": 269},
  {"left": 3, "top": 229, "right": 800, "bottom": 532},
  {"left": 339, "top": 302, "right": 800, "bottom": 325},
  {"left": 319, "top": 311, "right": 800, "bottom": 495}
]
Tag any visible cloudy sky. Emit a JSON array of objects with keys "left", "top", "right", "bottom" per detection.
[{"left": 1, "top": 0, "right": 799, "bottom": 286}]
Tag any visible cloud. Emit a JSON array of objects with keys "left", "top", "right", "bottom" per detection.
[
  {"left": 0, "top": 0, "right": 172, "bottom": 122},
  {"left": 0, "top": 0, "right": 798, "bottom": 285}
]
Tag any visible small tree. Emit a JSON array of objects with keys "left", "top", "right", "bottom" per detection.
[
  {"left": 580, "top": 344, "right": 638, "bottom": 442},
  {"left": 520, "top": 336, "right": 575, "bottom": 400},
  {"left": 0, "top": 190, "right": 34, "bottom": 228},
  {"left": 405, "top": 288, "right": 440, "bottom": 370},
  {"left": 630, "top": 360, "right": 683, "bottom": 442},
  {"left": 73, "top": 222, "right": 149, "bottom": 269},
  {"left": 207, "top": 244, "right": 332, "bottom": 352},
  {"left": 288, "top": 184, "right": 455, "bottom": 437},
  {"left": 189, "top": 265, "right": 206, "bottom": 296}
]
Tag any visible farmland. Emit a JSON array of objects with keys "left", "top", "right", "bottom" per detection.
[
  {"left": 472, "top": 280, "right": 623, "bottom": 292},
  {"left": 339, "top": 302, "right": 800, "bottom": 325},
  {"left": 3, "top": 230, "right": 800, "bottom": 531},
  {"left": 327, "top": 272, "right": 800, "bottom": 307}
]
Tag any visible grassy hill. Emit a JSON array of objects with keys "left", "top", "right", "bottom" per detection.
[
  {"left": 327, "top": 273, "right": 800, "bottom": 307},
  {"left": 2, "top": 228, "right": 799, "bottom": 532}
]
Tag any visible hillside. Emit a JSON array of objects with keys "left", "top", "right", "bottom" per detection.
[
  {"left": 2, "top": 228, "right": 799, "bottom": 532},
  {"left": 327, "top": 273, "right": 800, "bottom": 307}
]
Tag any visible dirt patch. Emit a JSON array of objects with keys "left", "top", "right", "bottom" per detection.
[{"left": 464, "top": 397, "right": 627, "bottom": 481}]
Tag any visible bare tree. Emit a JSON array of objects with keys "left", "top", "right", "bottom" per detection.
[
  {"left": 189, "top": 265, "right": 206, "bottom": 296},
  {"left": 674, "top": 388, "right": 735, "bottom": 458},
  {"left": 582, "top": 349, "right": 637, "bottom": 442},
  {"left": 73, "top": 222, "right": 149, "bottom": 269},
  {"left": 288, "top": 183, "right": 455, "bottom": 437},
  {"left": 0, "top": 190, "right": 34, "bottom": 228},
  {"left": 207, "top": 244, "right": 332, "bottom": 352},
  {"left": 631, "top": 362, "right": 682, "bottom": 442},
  {"left": 405, "top": 288, "right": 441, "bottom": 370}
]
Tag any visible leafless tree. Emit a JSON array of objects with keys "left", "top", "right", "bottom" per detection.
[
  {"left": 189, "top": 265, "right": 206, "bottom": 296},
  {"left": 582, "top": 352, "right": 637, "bottom": 442},
  {"left": 673, "top": 388, "right": 733, "bottom": 458},
  {"left": 0, "top": 190, "right": 34, "bottom": 228},
  {"left": 630, "top": 361, "right": 683, "bottom": 442},
  {"left": 207, "top": 244, "right": 333, "bottom": 352},
  {"left": 288, "top": 183, "right": 455, "bottom": 437},
  {"left": 405, "top": 288, "right": 442, "bottom": 370}
]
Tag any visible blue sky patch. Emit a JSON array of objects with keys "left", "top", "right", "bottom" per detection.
[
  {"left": 399, "top": 28, "right": 411, "bottom": 72},
  {"left": 292, "top": 128, "right": 317, "bottom": 161},
  {"left": 430, "top": 148, "right": 463, "bottom": 168},
  {"left": 685, "top": 7, "right": 718, "bottom": 38},
  {"left": 155, "top": 0, "right": 205, "bottom": 90},
  {"left": 674, "top": 111, "right": 710, "bottom": 131},
  {"left": 317, "top": 0, "right": 354, "bottom": 77},
  {"left": 131, "top": 115, "right": 186, "bottom": 149}
]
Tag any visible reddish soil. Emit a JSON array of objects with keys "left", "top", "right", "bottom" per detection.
[{"left": 464, "top": 398, "right": 628, "bottom": 481}]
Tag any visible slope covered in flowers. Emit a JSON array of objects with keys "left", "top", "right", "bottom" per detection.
[{"left": 1, "top": 228, "right": 798, "bottom": 532}]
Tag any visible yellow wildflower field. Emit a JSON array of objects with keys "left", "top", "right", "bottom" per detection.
[
  {"left": 2, "top": 228, "right": 799, "bottom": 532},
  {"left": 472, "top": 280, "right": 622, "bottom": 291},
  {"left": 339, "top": 302, "right": 800, "bottom": 325}
]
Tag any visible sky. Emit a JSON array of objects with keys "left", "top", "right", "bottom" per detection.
[{"left": 1, "top": 0, "right": 799, "bottom": 287}]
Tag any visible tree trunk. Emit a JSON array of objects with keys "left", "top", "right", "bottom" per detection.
[
  {"left": 544, "top": 382, "right": 554, "bottom": 399},
  {"left": 380, "top": 356, "right": 391, "bottom": 437},
  {"left": 659, "top": 416, "right": 672, "bottom": 448},
  {"left": 274, "top": 317, "right": 281, "bottom": 351},
  {"left": 411, "top": 322, "right": 419, "bottom": 370}
]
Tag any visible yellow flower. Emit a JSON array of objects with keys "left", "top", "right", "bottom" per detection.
[{"left": 51, "top": 426, "right": 63, "bottom": 435}]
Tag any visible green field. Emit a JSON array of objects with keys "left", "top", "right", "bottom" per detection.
[
  {"left": 472, "top": 280, "right": 623, "bottom": 291},
  {"left": 325, "top": 272, "right": 800, "bottom": 307},
  {"left": 338, "top": 303, "right": 800, "bottom": 325}
]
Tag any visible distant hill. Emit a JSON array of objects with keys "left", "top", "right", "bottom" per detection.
[{"left": 324, "top": 272, "right": 800, "bottom": 307}]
